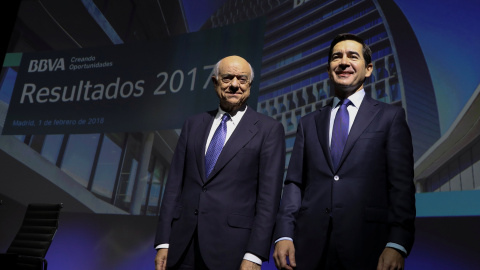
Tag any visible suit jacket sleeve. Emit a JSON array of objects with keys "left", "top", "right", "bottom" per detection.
[
  {"left": 246, "top": 120, "right": 286, "bottom": 260},
  {"left": 154, "top": 119, "right": 189, "bottom": 247},
  {"left": 385, "top": 107, "right": 416, "bottom": 255},
  {"left": 273, "top": 119, "right": 305, "bottom": 240}
]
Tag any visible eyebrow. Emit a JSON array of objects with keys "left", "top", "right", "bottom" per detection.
[
  {"left": 221, "top": 73, "right": 248, "bottom": 76},
  {"left": 221, "top": 74, "right": 249, "bottom": 79},
  {"left": 332, "top": 50, "right": 361, "bottom": 56}
]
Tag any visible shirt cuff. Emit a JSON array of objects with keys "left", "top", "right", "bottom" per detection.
[
  {"left": 275, "top": 237, "right": 293, "bottom": 243},
  {"left": 243, "top": 253, "right": 262, "bottom": 265},
  {"left": 155, "top": 244, "right": 169, "bottom": 250},
  {"left": 386, "top": 242, "right": 407, "bottom": 256}
]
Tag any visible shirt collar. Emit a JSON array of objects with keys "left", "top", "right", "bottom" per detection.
[
  {"left": 216, "top": 106, "right": 247, "bottom": 126},
  {"left": 332, "top": 89, "right": 365, "bottom": 109}
]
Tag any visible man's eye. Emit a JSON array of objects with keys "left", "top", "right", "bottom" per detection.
[
  {"left": 221, "top": 75, "right": 249, "bottom": 84},
  {"left": 221, "top": 76, "right": 233, "bottom": 83}
]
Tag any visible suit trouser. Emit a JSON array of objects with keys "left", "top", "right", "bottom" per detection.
[
  {"left": 318, "top": 217, "right": 347, "bottom": 270},
  {"left": 168, "top": 229, "right": 209, "bottom": 270}
]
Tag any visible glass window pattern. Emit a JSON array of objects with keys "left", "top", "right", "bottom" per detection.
[
  {"left": 92, "top": 133, "right": 125, "bottom": 199},
  {"left": 61, "top": 134, "right": 100, "bottom": 187},
  {"left": 41, "top": 135, "right": 63, "bottom": 164},
  {"left": 10, "top": 130, "right": 172, "bottom": 216},
  {"left": 263, "top": 15, "right": 381, "bottom": 62},
  {"left": 390, "top": 80, "right": 401, "bottom": 102},
  {"left": 143, "top": 156, "right": 168, "bottom": 216},
  {"left": 286, "top": 135, "right": 296, "bottom": 149},
  {"left": 265, "top": 0, "right": 336, "bottom": 35},
  {"left": 258, "top": 72, "right": 328, "bottom": 102},
  {"left": 114, "top": 135, "right": 140, "bottom": 211},
  {"left": 264, "top": 0, "right": 368, "bottom": 47}
]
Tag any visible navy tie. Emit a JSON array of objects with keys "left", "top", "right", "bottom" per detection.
[
  {"left": 205, "top": 113, "right": 230, "bottom": 178},
  {"left": 331, "top": 99, "right": 351, "bottom": 169}
]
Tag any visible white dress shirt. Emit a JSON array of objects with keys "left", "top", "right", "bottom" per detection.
[
  {"left": 328, "top": 89, "right": 364, "bottom": 146},
  {"left": 204, "top": 106, "right": 246, "bottom": 154}
]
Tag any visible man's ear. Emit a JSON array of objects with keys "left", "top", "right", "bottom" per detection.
[
  {"left": 365, "top": 63, "right": 373, "bottom": 77},
  {"left": 211, "top": 76, "right": 218, "bottom": 86},
  {"left": 327, "top": 63, "right": 332, "bottom": 79}
]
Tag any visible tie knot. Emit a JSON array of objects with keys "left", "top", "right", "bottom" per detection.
[
  {"left": 221, "top": 113, "right": 230, "bottom": 122},
  {"left": 340, "top": 99, "right": 351, "bottom": 106}
]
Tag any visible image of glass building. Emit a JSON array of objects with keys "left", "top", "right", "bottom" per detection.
[
  {"left": 414, "top": 84, "right": 480, "bottom": 193},
  {"left": 204, "top": 0, "right": 441, "bottom": 169},
  {"left": 0, "top": 0, "right": 443, "bottom": 217}
]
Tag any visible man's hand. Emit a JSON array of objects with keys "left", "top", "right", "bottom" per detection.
[
  {"left": 154, "top": 249, "right": 168, "bottom": 270},
  {"left": 239, "top": 259, "right": 261, "bottom": 270},
  {"left": 377, "top": 247, "right": 404, "bottom": 270},
  {"left": 273, "top": 240, "right": 296, "bottom": 270}
]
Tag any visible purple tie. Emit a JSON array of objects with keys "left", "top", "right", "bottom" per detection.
[
  {"left": 205, "top": 113, "right": 230, "bottom": 178},
  {"left": 331, "top": 99, "right": 351, "bottom": 169}
]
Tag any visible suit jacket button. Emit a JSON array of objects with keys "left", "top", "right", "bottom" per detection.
[
  {"left": 202, "top": 187, "right": 207, "bottom": 192},
  {"left": 194, "top": 209, "right": 198, "bottom": 215},
  {"left": 334, "top": 175, "right": 340, "bottom": 181},
  {"left": 325, "top": 208, "right": 330, "bottom": 214}
]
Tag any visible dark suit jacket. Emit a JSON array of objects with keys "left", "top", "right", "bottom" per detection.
[
  {"left": 274, "top": 95, "right": 416, "bottom": 269},
  {"left": 155, "top": 107, "right": 285, "bottom": 270}
]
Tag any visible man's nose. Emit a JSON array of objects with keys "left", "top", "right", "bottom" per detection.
[
  {"left": 230, "top": 77, "right": 240, "bottom": 87},
  {"left": 340, "top": 55, "right": 349, "bottom": 66}
]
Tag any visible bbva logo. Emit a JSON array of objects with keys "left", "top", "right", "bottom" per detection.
[{"left": 27, "top": 58, "right": 65, "bottom": 72}]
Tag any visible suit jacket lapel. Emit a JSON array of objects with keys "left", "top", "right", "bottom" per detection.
[
  {"left": 195, "top": 110, "right": 216, "bottom": 183},
  {"left": 205, "top": 108, "right": 259, "bottom": 184},
  {"left": 338, "top": 95, "right": 380, "bottom": 169},
  {"left": 315, "top": 103, "right": 335, "bottom": 171}
]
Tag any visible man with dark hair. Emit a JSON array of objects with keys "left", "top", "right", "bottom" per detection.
[
  {"left": 273, "top": 33, "right": 416, "bottom": 270},
  {"left": 327, "top": 33, "right": 372, "bottom": 65},
  {"left": 154, "top": 55, "right": 285, "bottom": 270}
]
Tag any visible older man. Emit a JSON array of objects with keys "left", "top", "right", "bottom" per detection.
[{"left": 154, "top": 55, "right": 286, "bottom": 270}]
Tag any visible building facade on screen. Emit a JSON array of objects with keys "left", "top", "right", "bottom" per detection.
[
  {"left": 0, "top": 0, "right": 444, "bottom": 216},
  {"left": 413, "top": 84, "right": 480, "bottom": 193},
  {"left": 204, "top": 0, "right": 441, "bottom": 165}
]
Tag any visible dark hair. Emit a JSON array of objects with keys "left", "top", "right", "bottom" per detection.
[{"left": 327, "top": 33, "right": 372, "bottom": 66}]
